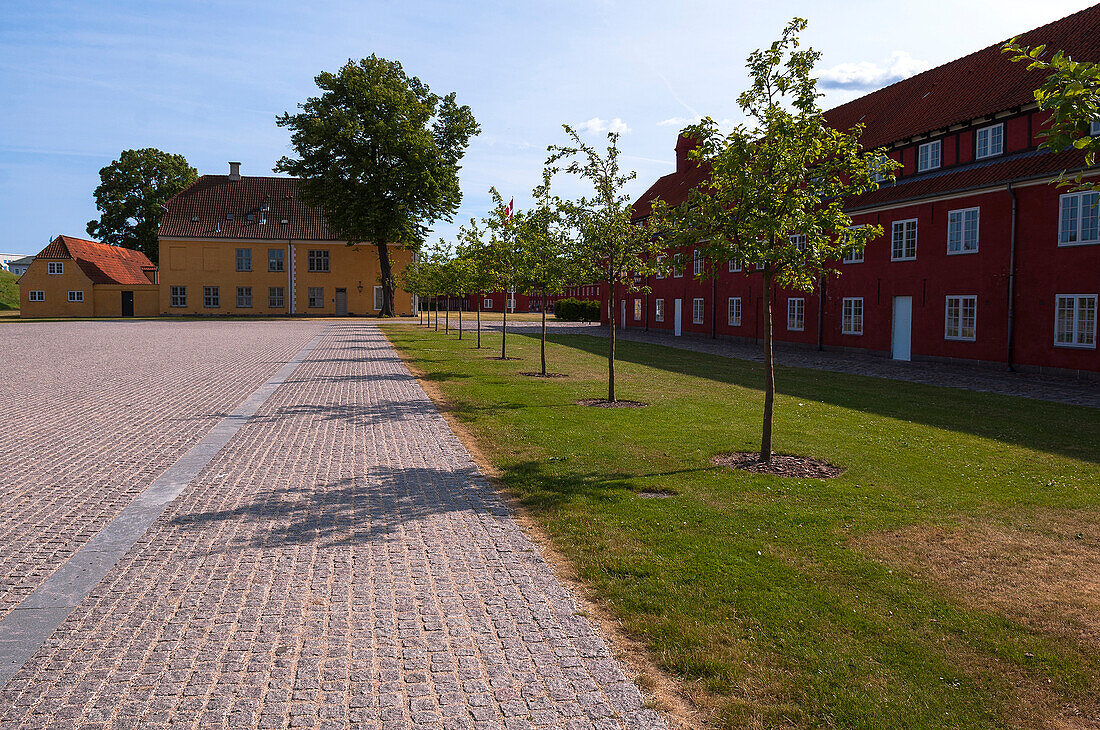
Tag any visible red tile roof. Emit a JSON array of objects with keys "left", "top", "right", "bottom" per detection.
[
  {"left": 36, "top": 236, "right": 156, "bottom": 286},
  {"left": 824, "top": 4, "right": 1100, "bottom": 149},
  {"left": 159, "top": 175, "right": 338, "bottom": 241},
  {"left": 847, "top": 148, "right": 1090, "bottom": 211},
  {"left": 632, "top": 161, "right": 710, "bottom": 219}
]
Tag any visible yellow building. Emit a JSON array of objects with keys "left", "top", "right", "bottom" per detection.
[
  {"left": 19, "top": 235, "right": 159, "bottom": 318},
  {"left": 157, "top": 164, "right": 415, "bottom": 316}
]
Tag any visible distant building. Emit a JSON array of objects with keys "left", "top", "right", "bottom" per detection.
[
  {"left": 157, "top": 162, "right": 415, "bottom": 316},
  {"left": 6, "top": 256, "right": 35, "bottom": 276},
  {"left": 19, "top": 236, "right": 159, "bottom": 317},
  {"left": 625, "top": 6, "right": 1100, "bottom": 378}
]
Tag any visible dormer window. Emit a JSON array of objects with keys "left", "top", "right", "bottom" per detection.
[
  {"left": 917, "top": 140, "right": 941, "bottom": 172},
  {"left": 975, "top": 123, "right": 1003, "bottom": 159}
]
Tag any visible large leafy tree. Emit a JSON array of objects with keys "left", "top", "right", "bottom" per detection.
[
  {"left": 549, "top": 126, "right": 666, "bottom": 402},
  {"left": 86, "top": 148, "right": 197, "bottom": 263},
  {"left": 1004, "top": 39, "right": 1100, "bottom": 190},
  {"left": 649, "top": 18, "right": 896, "bottom": 463},
  {"left": 275, "top": 56, "right": 480, "bottom": 315},
  {"left": 516, "top": 169, "right": 579, "bottom": 376}
]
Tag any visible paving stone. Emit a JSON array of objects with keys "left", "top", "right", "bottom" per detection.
[{"left": 0, "top": 322, "right": 665, "bottom": 729}]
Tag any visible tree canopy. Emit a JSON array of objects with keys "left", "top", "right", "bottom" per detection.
[
  {"left": 86, "top": 148, "right": 197, "bottom": 263},
  {"left": 275, "top": 55, "right": 480, "bottom": 315}
]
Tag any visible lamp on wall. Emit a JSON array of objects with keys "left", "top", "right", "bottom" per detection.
[{"left": 357, "top": 281, "right": 363, "bottom": 294}]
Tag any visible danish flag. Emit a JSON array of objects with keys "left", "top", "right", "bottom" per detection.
[{"left": 504, "top": 197, "right": 514, "bottom": 222}]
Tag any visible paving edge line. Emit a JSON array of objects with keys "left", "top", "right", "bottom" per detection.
[{"left": 0, "top": 325, "right": 330, "bottom": 688}]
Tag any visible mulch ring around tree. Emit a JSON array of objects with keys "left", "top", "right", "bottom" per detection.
[
  {"left": 575, "top": 398, "right": 647, "bottom": 408},
  {"left": 712, "top": 451, "right": 844, "bottom": 479},
  {"left": 486, "top": 356, "right": 523, "bottom": 361},
  {"left": 520, "top": 372, "right": 568, "bottom": 378}
]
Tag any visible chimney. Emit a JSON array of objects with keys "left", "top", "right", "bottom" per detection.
[
  {"left": 228, "top": 162, "right": 241, "bottom": 181},
  {"left": 674, "top": 134, "right": 700, "bottom": 173}
]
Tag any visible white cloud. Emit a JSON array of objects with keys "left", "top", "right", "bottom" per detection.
[
  {"left": 656, "top": 116, "right": 738, "bottom": 132},
  {"left": 576, "top": 117, "right": 631, "bottom": 135},
  {"left": 818, "top": 51, "right": 930, "bottom": 91}
]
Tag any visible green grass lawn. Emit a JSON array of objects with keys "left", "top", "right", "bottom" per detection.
[
  {"left": 378, "top": 320, "right": 1100, "bottom": 729},
  {"left": 0, "top": 269, "right": 19, "bottom": 311}
]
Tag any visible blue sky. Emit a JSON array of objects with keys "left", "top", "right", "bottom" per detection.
[{"left": 1, "top": 0, "right": 1094, "bottom": 255}]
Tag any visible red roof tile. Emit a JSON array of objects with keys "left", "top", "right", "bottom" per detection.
[
  {"left": 823, "top": 5, "right": 1100, "bottom": 149},
  {"left": 36, "top": 236, "right": 156, "bottom": 286},
  {"left": 159, "top": 175, "right": 337, "bottom": 241},
  {"left": 632, "top": 161, "right": 710, "bottom": 219}
]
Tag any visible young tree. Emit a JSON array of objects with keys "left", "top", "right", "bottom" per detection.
[
  {"left": 480, "top": 189, "right": 524, "bottom": 360},
  {"left": 276, "top": 56, "right": 480, "bottom": 315},
  {"left": 549, "top": 127, "right": 666, "bottom": 402},
  {"left": 649, "top": 18, "right": 896, "bottom": 463},
  {"left": 516, "top": 169, "right": 579, "bottom": 376},
  {"left": 86, "top": 148, "right": 197, "bottom": 263},
  {"left": 397, "top": 255, "right": 429, "bottom": 325},
  {"left": 456, "top": 219, "right": 496, "bottom": 349},
  {"left": 1004, "top": 40, "right": 1100, "bottom": 190}
]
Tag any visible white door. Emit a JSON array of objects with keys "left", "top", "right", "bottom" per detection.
[
  {"left": 892, "top": 296, "right": 912, "bottom": 361},
  {"left": 620, "top": 300, "right": 626, "bottom": 329},
  {"left": 674, "top": 299, "right": 683, "bottom": 336}
]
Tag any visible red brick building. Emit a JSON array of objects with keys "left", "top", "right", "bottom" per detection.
[{"left": 620, "top": 6, "right": 1099, "bottom": 378}]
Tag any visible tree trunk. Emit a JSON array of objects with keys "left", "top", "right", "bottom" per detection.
[
  {"left": 761, "top": 269, "right": 775, "bottom": 463},
  {"left": 434, "top": 295, "right": 439, "bottom": 331},
  {"left": 501, "top": 299, "right": 508, "bottom": 359},
  {"left": 377, "top": 243, "right": 395, "bottom": 317},
  {"left": 420, "top": 298, "right": 424, "bottom": 326},
  {"left": 540, "top": 291, "right": 547, "bottom": 376},
  {"left": 476, "top": 297, "right": 482, "bottom": 348},
  {"left": 458, "top": 298, "right": 463, "bottom": 340},
  {"left": 445, "top": 299, "right": 450, "bottom": 334},
  {"left": 608, "top": 277, "right": 616, "bottom": 402}
]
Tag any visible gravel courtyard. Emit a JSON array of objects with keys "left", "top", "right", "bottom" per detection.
[{"left": 0, "top": 321, "right": 661, "bottom": 729}]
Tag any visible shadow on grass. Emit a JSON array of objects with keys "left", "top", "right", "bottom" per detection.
[
  {"left": 525, "top": 332, "right": 1100, "bottom": 464},
  {"left": 503, "top": 460, "right": 709, "bottom": 511}
]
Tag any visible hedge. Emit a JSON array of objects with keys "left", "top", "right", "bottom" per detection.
[{"left": 553, "top": 298, "right": 601, "bottom": 322}]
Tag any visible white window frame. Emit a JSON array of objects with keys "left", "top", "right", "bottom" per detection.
[
  {"left": 1058, "top": 191, "right": 1100, "bottom": 246},
  {"left": 944, "top": 295, "right": 977, "bottom": 341},
  {"left": 947, "top": 207, "right": 980, "bottom": 255},
  {"left": 727, "top": 297, "right": 741, "bottom": 327},
  {"left": 673, "top": 253, "right": 684, "bottom": 278},
  {"left": 47, "top": 261, "right": 63, "bottom": 275},
  {"left": 235, "top": 248, "right": 252, "bottom": 272},
  {"left": 308, "top": 286, "right": 323, "bottom": 308},
  {"left": 1054, "top": 294, "right": 1097, "bottom": 348},
  {"left": 170, "top": 286, "right": 186, "bottom": 308},
  {"left": 374, "top": 285, "right": 384, "bottom": 311},
  {"left": 693, "top": 249, "right": 704, "bottom": 276},
  {"left": 203, "top": 286, "right": 219, "bottom": 308},
  {"left": 975, "top": 123, "right": 1004, "bottom": 160},
  {"left": 483, "top": 297, "right": 493, "bottom": 309},
  {"left": 841, "top": 297, "right": 863, "bottom": 336},
  {"left": 843, "top": 245, "right": 864, "bottom": 264},
  {"left": 307, "top": 249, "right": 330, "bottom": 272},
  {"left": 268, "top": 248, "right": 284, "bottom": 272},
  {"left": 789, "top": 234, "right": 807, "bottom": 252},
  {"left": 67, "top": 290, "right": 84, "bottom": 303},
  {"left": 655, "top": 254, "right": 665, "bottom": 279},
  {"left": 728, "top": 258, "right": 741, "bottom": 273},
  {"left": 655, "top": 298, "right": 665, "bottom": 322},
  {"left": 917, "top": 140, "right": 941, "bottom": 172},
  {"left": 633, "top": 298, "right": 642, "bottom": 321},
  {"left": 787, "top": 298, "right": 805, "bottom": 331},
  {"left": 269, "top": 286, "right": 285, "bottom": 308},
  {"left": 28, "top": 290, "right": 44, "bottom": 302},
  {"left": 507, "top": 297, "right": 516, "bottom": 310},
  {"left": 891, "top": 219, "right": 918, "bottom": 261},
  {"left": 692, "top": 297, "right": 704, "bottom": 324},
  {"left": 236, "top": 286, "right": 252, "bottom": 308}
]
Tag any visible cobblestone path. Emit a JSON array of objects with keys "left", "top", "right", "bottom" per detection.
[{"left": 0, "top": 322, "right": 663, "bottom": 729}]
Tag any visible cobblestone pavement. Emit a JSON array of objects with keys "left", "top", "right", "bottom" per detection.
[
  {"left": 445, "top": 318, "right": 1098, "bottom": 408},
  {"left": 0, "top": 322, "right": 663, "bottom": 729},
  {"left": 0, "top": 321, "right": 324, "bottom": 621}
]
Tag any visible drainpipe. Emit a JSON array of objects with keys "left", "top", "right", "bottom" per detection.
[
  {"left": 1006, "top": 182, "right": 1018, "bottom": 371},
  {"left": 816, "top": 274, "right": 825, "bottom": 351},
  {"left": 288, "top": 241, "right": 295, "bottom": 315},
  {"left": 711, "top": 274, "right": 717, "bottom": 339}
]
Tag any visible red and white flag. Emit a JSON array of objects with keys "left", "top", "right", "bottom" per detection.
[{"left": 504, "top": 197, "right": 514, "bottom": 222}]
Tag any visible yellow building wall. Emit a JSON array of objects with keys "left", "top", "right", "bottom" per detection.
[
  {"left": 157, "top": 239, "right": 414, "bottom": 316},
  {"left": 19, "top": 259, "right": 95, "bottom": 318},
  {"left": 92, "top": 285, "right": 159, "bottom": 317}
]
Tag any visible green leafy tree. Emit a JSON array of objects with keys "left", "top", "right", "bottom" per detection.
[
  {"left": 456, "top": 218, "right": 497, "bottom": 349},
  {"left": 397, "top": 255, "right": 430, "bottom": 325},
  {"left": 86, "top": 148, "right": 197, "bottom": 263},
  {"left": 480, "top": 189, "right": 524, "bottom": 360},
  {"left": 549, "top": 126, "right": 666, "bottom": 402},
  {"left": 1004, "top": 39, "right": 1100, "bottom": 189},
  {"left": 650, "top": 18, "right": 895, "bottom": 462},
  {"left": 275, "top": 56, "right": 480, "bottom": 316},
  {"left": 516, "top": 169, "right": 580, "bottom": 376}
]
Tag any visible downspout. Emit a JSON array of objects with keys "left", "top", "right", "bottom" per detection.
[
  {"left": 1006, "top": 182, "right": 1018, "bottom": 372},
  {"left": 711, "top": 269, "right": 717, "bottom": 339},
  {"left": 288, "top": 241, "right": 295, "bottom": 315},
  {"left": 816, "top": 274, "right": 825, "bottom": 351}
]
